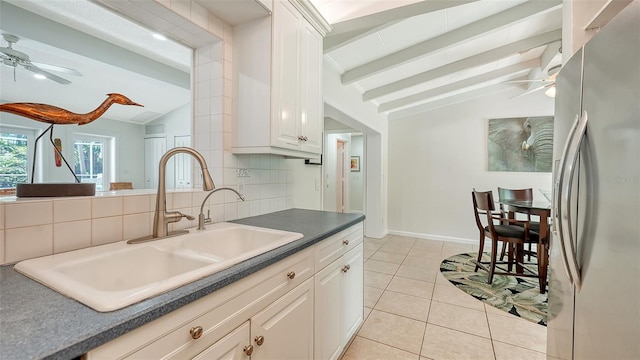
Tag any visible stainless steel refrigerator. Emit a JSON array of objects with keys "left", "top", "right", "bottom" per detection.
[{"left": 547, "top": 2, "right": 640, "bottom": 359}]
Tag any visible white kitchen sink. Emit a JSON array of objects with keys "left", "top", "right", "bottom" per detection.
[{"left": 14, "top": 223, "right": 303, "bottom": 312}]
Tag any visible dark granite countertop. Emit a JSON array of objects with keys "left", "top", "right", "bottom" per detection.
[{"left": 0, "top": 209, "right": 364, "bottom": 360}]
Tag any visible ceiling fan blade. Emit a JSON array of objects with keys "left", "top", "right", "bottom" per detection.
[
  {"left": 24, "top": 63, "right": 71, "bottom": 84},
  {"left": 0, "top": 46, "right": 29, "bottom": 60},
  {"left": 31, "top": 62, "right": 82, "bottom": 76},
  {"left": 510, "top": 83, "right": 553, "bottom": 99}
]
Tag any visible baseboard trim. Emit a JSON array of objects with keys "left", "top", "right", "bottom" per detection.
[{"left": 387, "top": 230, "right": 476, "bottom": 245}]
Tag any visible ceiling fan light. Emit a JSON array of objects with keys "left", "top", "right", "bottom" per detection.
[
  {"left": 545, "top": 86, "right": 557, "bottom": 97},
  {"left": 33, "top": 74, "right": 47, "bottom": 80}
]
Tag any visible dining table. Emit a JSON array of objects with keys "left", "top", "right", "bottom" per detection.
[{"left": 498, "top": 199, "right": 551, "bottom": 293}]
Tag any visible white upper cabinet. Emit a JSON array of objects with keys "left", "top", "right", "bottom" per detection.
[{"left": 233, "top": 0, "right": 330, "bottom": 158}]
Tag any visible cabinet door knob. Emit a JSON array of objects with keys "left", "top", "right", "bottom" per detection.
[
  {"left": 303, "top": 136, "right": 308, "bottom": 141},
  {"left": 297, "top": 135, "right": 305, "bottom": 141},
  {"left": 342, "top": 265, "right": 351, "bottom": 273},
  {"left": 287, "top": 271, "right": 296, "bottom": 280},
  {"left": 190, "top": 325, "right": 203, "bottom": 339},
  {"left": 243, "top": 344, "right": 254, "bottom": 356},
  {"left": 255, "top": 335, "right": 265, "bottom": 346},
  {"left": 342, "top": 239, "right": 349, "bottom": 246}
]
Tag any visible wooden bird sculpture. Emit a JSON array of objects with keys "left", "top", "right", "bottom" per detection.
[
  {"left": 0, "top": 93, "right": 143, "bottom": 184},
  {"left": 0, "top": 93, "right": 143, "bottom": 125}
]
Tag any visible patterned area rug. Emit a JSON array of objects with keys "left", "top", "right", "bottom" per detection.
[{"left": 440, "top": 252, "right": 548, "bottom": 326}]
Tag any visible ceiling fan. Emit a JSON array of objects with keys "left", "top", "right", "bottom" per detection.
[
  {"left": 0, "top": 33, "right": 82, "bottom": 85},
  {"left": 510, "top": 64, "right": 562, "bottom": 98}
]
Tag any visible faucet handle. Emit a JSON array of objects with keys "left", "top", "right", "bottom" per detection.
[{"left": 182, "top": 213, "right": 195, "bottom": 221}]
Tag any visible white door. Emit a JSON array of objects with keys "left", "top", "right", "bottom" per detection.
[
  {"left": 174, "top": 135, "right": 192, "bottom": 188},
  {"left": 336, "top": 140, "right": 345, "bottom": 212},
  {"left": 145, "top": 137, "right": 166, "bottom": 189},
  {"left": 192, "top": 322, "right": 250, "bottom": 360},
  {"left": 251, "top": 278, "right": 314, "bottom": 360}
]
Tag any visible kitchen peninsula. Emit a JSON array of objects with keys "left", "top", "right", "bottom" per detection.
[{"left": 0, "top": 209, "right": 364, "bottom": 360}]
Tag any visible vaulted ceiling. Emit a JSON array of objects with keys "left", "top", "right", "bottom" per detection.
[{"left": 313, "top": 0, "right": 563, "bottom": 120}]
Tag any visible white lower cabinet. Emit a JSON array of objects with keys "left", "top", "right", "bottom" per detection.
[
  {"left": 86, "top": 223, "right": 363, "bottom": 360},
  {"left": 341, "top": 244, "right": 364, "bottom": 344},
  {"left": 192, "top": 322, "right": 251, "bottom": 360},
  {"left": 314, "top": 244, "right": 364, "bottom": 360},
  {"left": 250, "top": 278, "right": 314, "bottom": 360},
  {"left": 193, "top": 279, "right": 314, "bottom": 360}
]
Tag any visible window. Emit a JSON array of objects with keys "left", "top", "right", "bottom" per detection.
[
  {"left": 73, "top": 134, "right": 114, "bottom": 191},
  {"left": 0, "top": 127, "right": 35, "bottom": 189}
]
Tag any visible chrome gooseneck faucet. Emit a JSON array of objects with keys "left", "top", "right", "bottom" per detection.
[
  {"left": 128, "top": 147, "right": 214, "bottom": 244},
  {"left": 198, "top": 187, "right": 245, "bottom": 230}
]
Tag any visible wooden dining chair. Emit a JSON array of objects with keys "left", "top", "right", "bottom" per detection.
[
  {"left": 471, "top": 190, "right": 541, "bottom": 284},
  {"left": 497, "top": 187, "right": 540, "bottom": 261}
]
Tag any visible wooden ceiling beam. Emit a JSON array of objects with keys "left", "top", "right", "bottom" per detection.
[
  {"left": 342, "top": 0, "right": 561, "bottom": 84},
  {"left": 362, "top": 29, "right": 562, "bottom": 101}
]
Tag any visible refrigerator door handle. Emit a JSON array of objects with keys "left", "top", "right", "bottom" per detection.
[
  {"left": 554, "top": 114, "right": 580, "bottom": 284},
  {"left": 559, "top": 110, "right": 588, "bottom": 291}
]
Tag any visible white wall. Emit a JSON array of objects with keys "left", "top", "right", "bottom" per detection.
[
  {"left": 323, "top": 59, "right": 389, "bottom": 238},
  {"left": 349, "top": 134, "right": 364, "bottom": 212},
  {"left": 388, "top": 88, "right": 554, "bottom": 243}
]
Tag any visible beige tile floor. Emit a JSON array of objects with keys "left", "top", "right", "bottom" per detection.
[{"left": 341, "top": 235, "right": 547, "bottom": 360}]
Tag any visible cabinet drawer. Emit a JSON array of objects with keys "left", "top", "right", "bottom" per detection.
[
  {"left": 88, "top": 247, "right": 313, "bottom": 360},
  {"left": 315, "top": 223, "right": 363, "bottom": 271}
]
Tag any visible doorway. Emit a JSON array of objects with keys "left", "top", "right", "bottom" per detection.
[{"left": 336, "top": 140, "right": 346, "bottom": 212}]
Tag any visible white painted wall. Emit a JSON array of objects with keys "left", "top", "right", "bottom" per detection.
[
  {"left": 388, "top": 88, "right": 554, "bottom": 243},
  {"left": 323, "top": 59, "right": 389, "bottom": 238},
  {"left": 349, "top": 134, "right": 364, "bottom": 212}
]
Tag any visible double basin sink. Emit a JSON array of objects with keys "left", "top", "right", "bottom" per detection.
[{"left": 14, "top": 223, "right": 303, "bottom": 312}]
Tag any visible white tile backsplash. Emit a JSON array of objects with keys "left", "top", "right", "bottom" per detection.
[
  {"left": 92, "top": 197, "right": 123, "bottom": 218},
  {"left": 124, "top": 195, "right": 150, "bottom": 215},
  {"left": 123, "top": 213, "right": 151, "bottom": 241},
  {"left": 92, "top": 217, "right": 123, "bottom": 246},
  {"left": 5, "top": 225, "right": 53, "bottom": 263},
  {"left": 172, "top": 192, "right": 193, "bottom": 209},
  {"left": 53, "top": 198, "right": 92, "bottom": 223},
  {"left": 54, "top": 220, "right": 92, "bottom": 253},
  {"left": 5, "top": 201, "right": 53, "bottom": 229}
]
